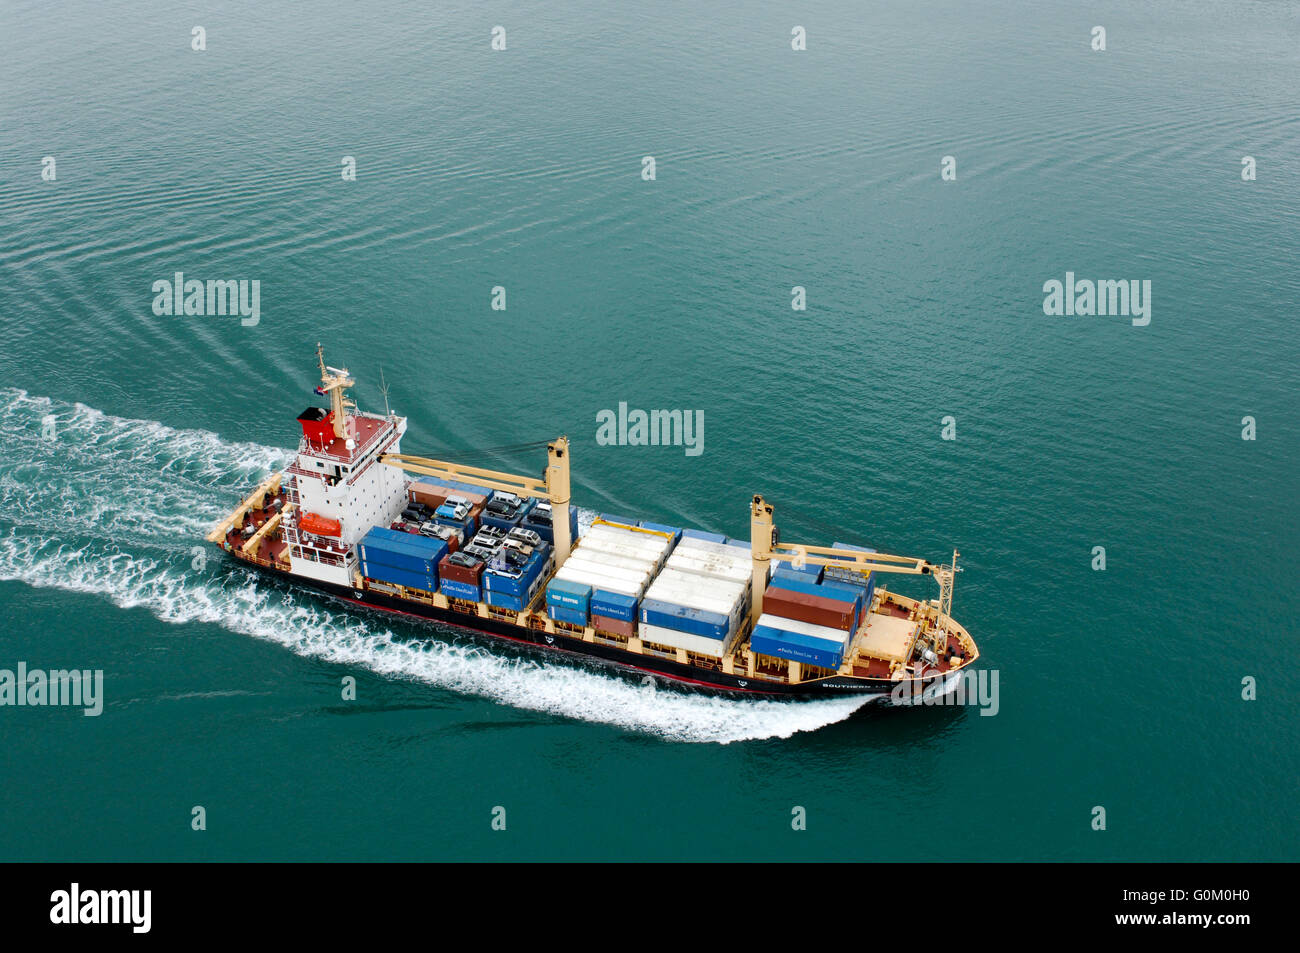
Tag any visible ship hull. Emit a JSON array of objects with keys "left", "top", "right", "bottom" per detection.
[{"left": 229, "top": 554, "right": 936, "bottom": 699}]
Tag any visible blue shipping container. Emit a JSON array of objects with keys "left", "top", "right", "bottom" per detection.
[
  {"left": 767, "top": 574, "right": 862, "bottom": 609},
  {"left": 638, "top": 521, "right": 682, "bottom": 544},
  {"left": 546, "top": 579, "right": 591, "bottom": 611},
  {"left": 487, "top": 588, "right": 533, "bottom": 612},
  {"left": 681, "top": 528, "right": 727, "bottom": 544},
  {"left": 360, "top": 555, "right": 434, "bottom": 583},
  {"left": 359, "top": 548, "right": 428, "bottom": 577},
  {"left": 439, "top": 578, "right": 481, "bottom": 602},
  {"left": 358, "top": 538, "right": 447, "bottom": 577},
  {"left": 488, "top": 561, "right": 543, "bottom": 590},
  {"left": 750, "top": 626, "right": 845, "bottom": 670},
  {"left": 774, "top": 564, "right": 824, "bottom": 584},
  {"left": 484, "top": 551, "right": 548, "bottom": 595},
  {"left": 639, "top": 598, "right": 729, "bottom": 640},
  {"left": 598, "top": 513, "right": 640, "bottom": 529},
  {"left": 361, "top": 528, "right": 448, "bottom": 562},
  {"left": 748, "top": 631, "right": 847, "bottom": 670},
  {"left": 365, "top": 563, "right": 438, "bottom": 593},
  {"left": 590, "top": 589, "right": 637, "bottom": 622},
  {"left": 547, "top": 605, "right": 588, "bottom": 627}
]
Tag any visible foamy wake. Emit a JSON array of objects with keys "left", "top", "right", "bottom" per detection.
[{"left": 0, "top": 388, "right": 875, "bottom": 742}]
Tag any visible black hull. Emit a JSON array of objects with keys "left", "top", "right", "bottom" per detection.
[{"left": 230, "top": 554, "right": 932, "bottom": 699}]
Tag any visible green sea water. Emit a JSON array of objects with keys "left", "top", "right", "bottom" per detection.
[{"left": 1, "top": 0, "right": 1296, "bottom": 861}]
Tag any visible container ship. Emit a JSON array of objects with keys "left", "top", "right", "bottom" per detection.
[{"left": 206, "top": 346, "right": 979, "bottom": 698}]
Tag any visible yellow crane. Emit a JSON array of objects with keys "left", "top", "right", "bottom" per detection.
[
  {"left": 240, "top": 503, "right": 297, "bottom": 556},
  {"left": 380, "top": 437, "right": 574, "bottom": 566},
  {"left": 748, "top": 494, "right": 959, "bottom": 653},
  {"left": 204, "top": 471, "right": 284, "bottom": 543}
]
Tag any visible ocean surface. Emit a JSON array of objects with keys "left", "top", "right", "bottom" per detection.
[{"left": 1, "top": 0, "right": 1296, "bottom": 861}]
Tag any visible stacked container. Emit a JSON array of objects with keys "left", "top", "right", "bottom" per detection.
[
  {"left": 545, "top": 520, "right": 671, "bottom": 634},
  {"left": 822, "top": 541, "right": 878, "bottom": 609},
  {"left": 358, "top": 527, "right": 449, "bottom": 593},
  {"left": 483, "top": 543, "right": 553, "bottom": 612},
  {"left": 750, "top": 614, "right": 854, "bottom": 670},
  {"left": 748, "top": 570, "right": 866, "bottom": 670},
  {"left": 439, "top": 550, "right": 486, "bottom": 602},
  {"left": 777, "top": 561, "right": 824, "bottom": 583},
  {"left": 545, "top": 578, "right": 590, "bottom": 627},
  {"left": 636, "top": 535, "right": 752, "bottom": 658}
]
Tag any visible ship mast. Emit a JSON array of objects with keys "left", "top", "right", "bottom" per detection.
[{"left": 315, "top": 342, "right": 356, "bottom": 441}]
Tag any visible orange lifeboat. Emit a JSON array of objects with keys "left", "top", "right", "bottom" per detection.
[{"left": 299, "top": 512, "right": 342, "bottom": 537}]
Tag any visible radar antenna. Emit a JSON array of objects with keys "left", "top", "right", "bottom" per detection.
[{"left": 379, "top": 367, "right": 392, "bottom": 418}]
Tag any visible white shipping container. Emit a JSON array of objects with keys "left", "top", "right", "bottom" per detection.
[
  {"left": 665, "top": 549, "right": 752, "bottom": 584},
  {"left": 645, "top": 572, "right": 746, "bottom": 622},
  {"left": 575, "top": 534, "right": 661, "bottom": 565},
  {"left": 556, "top": 564, "right": 643, "bottom": 598},
  {"left": 754, "top": 612, "right": 851, "bottom": 652},
  {"left": 675, "top": 536, "right": 751, "bottom": 566},
  {"left": 584, "top": 525, "right": 672, "bottom": 561},
  {"left": 589, "top": 540, "right": 669, "bottom": 568},
  {"left": 639, "top": 622, "right": 736, "bottom": 658},
  {"left": 651, "top": 567, "right": 746, "bottom": 604},
  {"left": 564, "top": 555, "right": 651, "bottom": 590},
  {"left": 567, "top": 548, "right": 657, "bottom": 576},
  {"left": 644, "top": 590, "right": 739, "bottom": 624},
  {"left": 578, "top": 538, "right": 666, "bottom": 569}
]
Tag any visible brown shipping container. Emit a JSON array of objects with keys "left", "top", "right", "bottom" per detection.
[
  {"left": 439, "top": 554, "right": 485, "bottom": 585},
  {"left": 591, "top": 614, "right": 636, "bottom": 638},
  {"left": 763, "top": 587, "right": 854, "bottom": 632},
  {"left": 408, "top": 482, "right": 449, "bottom": 508}
]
